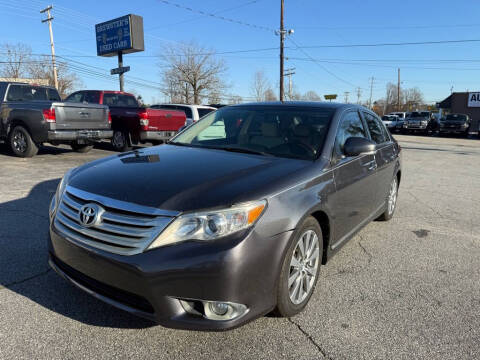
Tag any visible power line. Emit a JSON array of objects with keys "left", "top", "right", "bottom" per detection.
[
  {"left": 157, "top": 0, "right": 275, "bottom": 32},
  {"left": 300, "top": 39, "right": 480, "bottom": 49}
]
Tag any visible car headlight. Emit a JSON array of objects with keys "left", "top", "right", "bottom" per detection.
[
  {"left": 147, "top": 200, "right": 267, "bottom": 249},
  {"left": 421, "top": 121, "right": 428, "bottom": 125},
  {"left": 50, "top": 169, "right": 73, "bottom": 219}
]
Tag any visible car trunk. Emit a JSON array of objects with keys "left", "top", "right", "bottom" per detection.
[{"left": 53, "top": 102, "right": 109, "bottom": 130}]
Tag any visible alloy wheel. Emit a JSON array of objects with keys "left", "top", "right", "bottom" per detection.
[
  {"left": 388, "top": 178, "right": 398, "bottom": 215},
  {"left": 288, "top": 229, "right": 320, "bottom": 305},
  {"left": 112, "top": 131, "right": 125, "bottom": 149},
  {"left": 12, "top": 130, "right": 27, "bottom": 153}
]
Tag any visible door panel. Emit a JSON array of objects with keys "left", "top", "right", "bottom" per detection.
[{"left": 331, "top": 154, "right": 377, "bottom": 243}]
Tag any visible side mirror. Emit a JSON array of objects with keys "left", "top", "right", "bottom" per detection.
[{"left": 344, "top": 137, "right": 376, "bottom": 157}]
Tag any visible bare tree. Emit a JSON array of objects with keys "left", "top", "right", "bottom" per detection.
[
  {"left": 0, "top": 43, "right": 32, "bottom": 78},
  {"left": 28, "top": 57, "right": 82, "bottom": 98},
  {"left": 229, "top": 95, "right": 243, "bottom": 105},
  {"left": 303, "top": 90, "right": 322, "bottom": 101},
  {"left": 159, "top": 42, "right": 228, "bottom": 104},
  {"left": 250, "top": 70, "right": 272, "bottom": 101},
  {"left": 264, "top": 89, "right": 278, "bottom": 101}
]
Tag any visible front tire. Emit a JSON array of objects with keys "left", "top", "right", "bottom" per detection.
[
  {"left": 9, "top": 125, "right": 38, "bottom": 158},
  {"left": 111, "top": 130, "right": 132, "bottom": 152},
  {"left": 274, "top": 217, "right": 322, "bottom": 317},
  {"left": 70, "top": 142, "right": 93, "bottom": 153},
  {"left": 377, "top": 176, "right": 398, "bottom": 221}
]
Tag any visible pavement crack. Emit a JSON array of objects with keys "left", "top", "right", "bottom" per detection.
[
  {"left": 0, "top": 268, "right": 52, "bottom": 290},
  {"left": 287, "top": 317, "right": 332, "bottom": 359},
  {"left": 358, "top": 237, "right": 373, "bottom": 264}
]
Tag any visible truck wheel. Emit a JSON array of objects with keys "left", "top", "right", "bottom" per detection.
[
  {"left": 111, "top": 130, "right": 132, "bottom": 152},
  {"left": 71, "top": 142, "right": 93, "bottom": 153},
  {"left": 9, "top": 125, "right": 38, "bottom": 158}
]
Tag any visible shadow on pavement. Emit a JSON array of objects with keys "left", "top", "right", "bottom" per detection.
[{"left": 0, "top": 179, "right": 154, "bottom": 329}]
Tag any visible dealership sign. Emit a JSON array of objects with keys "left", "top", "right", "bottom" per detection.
[
  {"left": 95, "top": 14, "right": 144, "bottom": 57},
  {"left": 468, "top": 92, "right": 480, "bottom": 107}
]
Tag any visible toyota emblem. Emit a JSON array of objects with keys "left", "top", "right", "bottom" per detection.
[{"left": 79, "top": 203, "right": 101, "bottom": 227}]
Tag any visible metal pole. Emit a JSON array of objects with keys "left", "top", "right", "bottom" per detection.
[
  {"left": 279, "top": 0, "right": 285, "bottom": 102},
  {"left": 118, "top": 51, "right": 124, "bottom": 92},
  {"left": 397, "top": 68, "right": 401, "bottom": 111},
  {"left": 41, "top": 6, "right": 58, "bottom": 90},
  {"left": 369, "top": 77, "right": 374, "bottom": 109}
]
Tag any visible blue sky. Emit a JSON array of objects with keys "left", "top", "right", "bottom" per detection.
[{"left": 2, "top": 0, "right": 480, "bottom": 104}]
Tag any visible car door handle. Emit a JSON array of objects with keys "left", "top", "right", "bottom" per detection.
[{"left": 363, "top": 160, "right": 377, "bottom": 171}]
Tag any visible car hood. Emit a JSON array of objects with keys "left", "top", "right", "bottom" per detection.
[{"left": 68, "top": 145, "right": 313, "bottom": 212}]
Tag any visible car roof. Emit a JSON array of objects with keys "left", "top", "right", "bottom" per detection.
[
  {"left": 229, "top": 101, "right": 358, "bottom": 111},
  {"left": 159, "top": 104, "right": 216, "bottom": 109}
]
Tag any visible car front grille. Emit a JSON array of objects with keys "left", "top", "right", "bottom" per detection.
[{"left": 53, "top": 186, "right": 177, "bottom": 255}]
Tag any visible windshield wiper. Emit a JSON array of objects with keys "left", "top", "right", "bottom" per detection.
[{"left": 207, "top": 146, "right": 273, "bottom": 157}]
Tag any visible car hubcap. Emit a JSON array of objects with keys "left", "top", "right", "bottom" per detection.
[
  {"left": 113, "top": 131, "right": 125, "bottom": 148},
  {"left": 288, "top": 229, "right": 320, "bottom": 305},
  {"left": 13, "top": 131, "right": 27, "bottom": 153},
  {"left": 388, "top": 178, "right": 398, "bottom": 215}
]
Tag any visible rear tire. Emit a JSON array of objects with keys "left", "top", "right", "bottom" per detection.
[
  {"left": 274, "top": 216, "right": 322, "bottom": 317},
  {"left": 377, "top": 176, "right": 398, "bottom": 221},
  {"left": 111, "top": 130, "right": 132, "bottom": 152},
  {"left": 9, "top": 125, "right": 38, "bottom": 158},
  {"left": 70, "top": 142, "right": 93, "bottom": 153}
]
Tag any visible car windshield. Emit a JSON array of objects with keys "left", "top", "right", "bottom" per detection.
[
  {"left": 170, "top": 105, "right": 335, "bottom": 160},
  {"left": 446, "top": 114, "right": 467, "bottom": 121},
  {"left": 382, "top": 116, "right": 394, "bottom": 121},
  {"left": 409, "top": 112, "right": 424, "bottom": 118}
]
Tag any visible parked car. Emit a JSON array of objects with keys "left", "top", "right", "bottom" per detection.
[
  {"left": 388, "top": 112, "right": 407, "bottom": 129},
  {"left": 381, "top": 115, "right": 400, "bottom": 131},
  {"left": 152, "top": 104, "right": 216, "bottom": 126},
  {"left": 439, "top": 113, "right": 472, "bottom": 136},
  {"left": 0, "top": 82, "right": 112, "bottom": 157},
  {"left": 66, "top": 91, "right": 186, "bottom": 152},
  {"left": 48, "top": 102, "right": 401, "bottom": 331},
  {"left": 402, "top": 111, "right": 430, "bottom": 134}
]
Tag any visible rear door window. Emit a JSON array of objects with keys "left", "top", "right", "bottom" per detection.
[
  {"left": 103, "top": 93, "right": 138, "bottom": 107},
  {"left": 177, "top": 106, "right": 193, "bottom": 119},
  {"left": 7, "top": 85, "right": 49, "bottom": 101},
  {"left": 197, "top": 108, "right": 214, "bottom": 118},
  {"left": 83, "top": 91, "right": 100, "bottom": 104}
]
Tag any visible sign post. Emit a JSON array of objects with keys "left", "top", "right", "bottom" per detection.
[{"left": 95, "top": 14, "right": 144, "bottom": 91}]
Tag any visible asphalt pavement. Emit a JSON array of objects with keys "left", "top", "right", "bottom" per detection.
[{"left": 0, "top": 135, "right": 479, "bottom": 360}]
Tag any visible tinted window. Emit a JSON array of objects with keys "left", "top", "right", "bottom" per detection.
[
  {"left": 197, "top": 108, "right": 214, "bottom": 118},
  {"left": 7, "top": 85, "right": 59, "bottom": 102},
  {"left": 84, "top": 91, "right": 100, "bottom": 104},
  {"left": 103, "top": 93, "right": 138, "bottom": 107},
  {"left": 177, "top": 106, "right": 193, "bottom": 119},
  {"left": 172, "top": 106, "right": 334, "bottom": 160},
  {"left": 66, "top": 92, "right": 83, "bottom": 103},
  {"left": 364, "top": 112, "right": 388, "bottom": 144},
  {"left": 334, "top": 111, "right": 367, "bottom": 158}
]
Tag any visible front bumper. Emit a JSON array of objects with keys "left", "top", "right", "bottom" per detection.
[
  {"left": 139, "top": 130, "right": 177, "bottom": 142},
  {"left": 48, "top": 130, "right": 113, "bottom": 141},
  {"left": 48, "top": 223, "right": 292, "bottom": 331},
  {"left": 403, "top": 124, "right": 427, "bottom": 130}
]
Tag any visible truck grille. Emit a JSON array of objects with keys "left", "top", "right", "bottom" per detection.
[{"left": 53, "top": 186, "right": 177, "bottom": 255}]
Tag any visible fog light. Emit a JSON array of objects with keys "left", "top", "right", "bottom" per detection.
[
  {"left": 178, "top": 298, "right": 248, "bottom": 321},
  {"left": 208, "top": 302, "right": 229, "bottom": 316}
]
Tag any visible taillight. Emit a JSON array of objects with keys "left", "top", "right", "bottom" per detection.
[
  {"left": 42, "top": 108, "right": 56, "bottom": 123},
  {"left": 139, "top": 110, "right": 149, "bottom": 127},
  {"left": 107, "top": 110, "right": 112, "bottom": 124}
]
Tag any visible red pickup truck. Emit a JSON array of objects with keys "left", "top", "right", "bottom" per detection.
[{"left": 65, "top": 90, "right": 186, "bottom": 151}]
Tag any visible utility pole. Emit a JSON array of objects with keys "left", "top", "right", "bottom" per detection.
[
  {"left": 397, "top": 68, "right": 401, "bottom": 111},
  {"left": 368, "top": 77, "right": 375, "bottom": 109},
  {"left": 450, "top": 85, "right": 454, "bottom": 94},
  {"left": 284, "top": 68, "right": 295, "bottom": 100},
  {"left": 356, "top": 87, "right": 362, "bottom": 104},
  {"left": 344, "top": 91, "right": 350, "bottom": 103},
  {"left": 40, "top": 5, "right": 58, "bottom": 90},
  {"left": 276, "top": 0, "right": 293, "bottom": 102}
]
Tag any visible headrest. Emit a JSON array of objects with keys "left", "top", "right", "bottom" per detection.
[
  {"left": 293, "top": 124, "right": 310, "bottom": 137},
  {"left": 261, "top": 122, "right": 279, "bottom": 137}
]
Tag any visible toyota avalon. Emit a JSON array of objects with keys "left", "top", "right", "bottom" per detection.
[{"left": 48, "top": 102, "right": 401, "bottom": 331}]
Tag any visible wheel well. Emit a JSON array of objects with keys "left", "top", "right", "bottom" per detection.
[
  {"left": 8, "top": 119, "right": 30, "bottom": 136},
  {"left": 396, "top": 170, "right": 402, "bottom": 184},
  {"left": 311, "top": 211, "right": 330, "bottom": 265}
]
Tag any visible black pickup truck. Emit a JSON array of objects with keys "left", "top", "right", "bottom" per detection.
[{"left": 0, "top": 82, "right": 112, "bottom": 157}]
